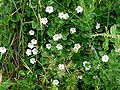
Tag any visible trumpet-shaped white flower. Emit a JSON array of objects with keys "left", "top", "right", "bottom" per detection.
[
  {"left": 96, "top": 23, "right": 100, "bottom": 29},
  {"left": 83, "top": 61, "right": 91, "bottom": 71},
  {"left": 46, "top": 44, "right": 51, "bottom": 49},
  {"left": 58, "top": 12, "right": 64, "bottom": 19},
  {"left": 53, "top": 79, "right": 59, "bottom": 86},
  {"left": 28, "top": 42, "right": 34, "bottom": 49},
  {"left": 56, "top": 44, "right": 62, "bottom": 50},
  {"left": 32, "top": 48, "right": 38, "bottom": 55},
  {"left": 30, "top": 58, "right": 36, "bottom": 64},
  {"left": 63, "top": 13, "right": 69, "bottom": 20},
  {"left": 31, "top": 39, "right": 37, "bottom": 45},
  {"left": 45, "top": 6, "right": 54, "bottom": 14},
  {"left": 26, "top": 49, "right": 32, "bottom": 56},
  {"left": 75, "top": 6, "right": 83, "bottom": 13},
  {"left": 0, "top": 47, "right": 7, "bottom": 54},
  {"left": 58, "top": 64, "right": 65, "bottom": 70},
  {"left": 41, "top": 17, "right": 48, "bottom": 25},
  {"left": 70, "top": 28, "right": 76, "bottom": 34},
  {"left": 102, "top": 55, "right": 109, "bottom": 62},
  {"left": 29, "top": 30, "right": 34, "bottom": 35}
]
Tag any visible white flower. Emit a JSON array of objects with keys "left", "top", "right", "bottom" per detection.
[
  {"left": 78, "top": 75, "right": 82, "bottom": 79},
  {"left": 70, "top": 28, "right": 76, "bottom": 34},
  {"left": 58, "top": 64, "right": 65, "bottom": 70},
  {"left": 102, "top": 55, "right": 109, "bottom": 62},
  {"left": 29, "top": 30, "right": 34, "bottom": 35},
  {"left": 75, "top": 43, "right": 81, "bottom": 49},
  {"left": 31, "top": 39, "right": 37, "bottom": 44},
  {"left": 41, "top": 17, "right": 48, "bottom": 25},
  {"left": 30, "top": 58, "right": 36, "bottom": 64},
  {"left": 32, "top": 48, "right": 38, "bottom": 55},
  {"left": 0, "top": 47, "right": 7, "bottom": 54},
  {"left": 53, "top": 34, "right": 59, "bottom": 41},
  {"left": 56, "top": 44, "right": 62, "bottom": 50},
  {"left": 73, "top": 43, "right": 81, "bottom": 53},
  {"left": 63, "top": 13, "right": 69, "bottom": 20},
  {"left": 26, "top": 49, "right": 32, "bottom": 56},
  {"left": 75, "top": 6, "right": 83, "bottom": 13},
  {"left": 58, "top": 12, "right": 64, "bottom": 19},
  {"left": 83, "top": 61, "right": 91, "bottom": 71},
  {"left": 45, "top": 6, "right": 53, "bottom": 14},
  {"left": 53, "top": 79, "right": 59, "bottom": 86},
  {"left": 28, "top": 42, "right": 34, "bottom": 49},
  {"left": 96, "top": 23, "right": 100, "bottom": 29},
  {"left": 46, "top": 44, "right": 51, "bottom": 49},
  {"left": 58, "top": 34, "right": 62, "bottom": 39}
]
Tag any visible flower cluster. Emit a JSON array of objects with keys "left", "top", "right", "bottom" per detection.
[
  {"left": 53, "top": 34, "right": 62, "bottom": 41},
  {"left": 58, "top": 12, "right": 69, "bottom": 19},
  {"left": 26, "top": 38, "right": 38, "bottom": 56},
  {"left": 26, "top": 30, "right": 38, "bottom": 64},
  {"left": 40, "top": 6, "right": 54, "bottom": 25},
  {"left": 41, "top": 5, "right": 83, "bottom": 26}
]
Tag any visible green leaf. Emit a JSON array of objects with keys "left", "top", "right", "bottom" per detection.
[
  {"left": 61, "top": 31, "right": 69, "bottom": 41},
  {"left": 110, "top": 24, "right": 117, "bottom": 34},
  {"left": 32, "top": 21, "right": 37, "bottom": 29},
  {"left": 0, "top": 79, "right": 12, "bottom": 90}
]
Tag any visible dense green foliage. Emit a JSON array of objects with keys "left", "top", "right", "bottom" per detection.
[{"left": 0, "top": 0, "right": 120, "bottom": 90}]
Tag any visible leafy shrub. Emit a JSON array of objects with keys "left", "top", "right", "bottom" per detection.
[{"left": 0, "top": 0, "right": 120, "bottom": 90}]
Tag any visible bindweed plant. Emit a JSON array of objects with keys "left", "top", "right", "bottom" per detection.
[{"left": 0, "top": 0, "right": 120, "bottom": 90}]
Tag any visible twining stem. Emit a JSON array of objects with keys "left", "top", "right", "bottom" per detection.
[{"left": 91, "top": 33, "right": 120, "bottom": 38}]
